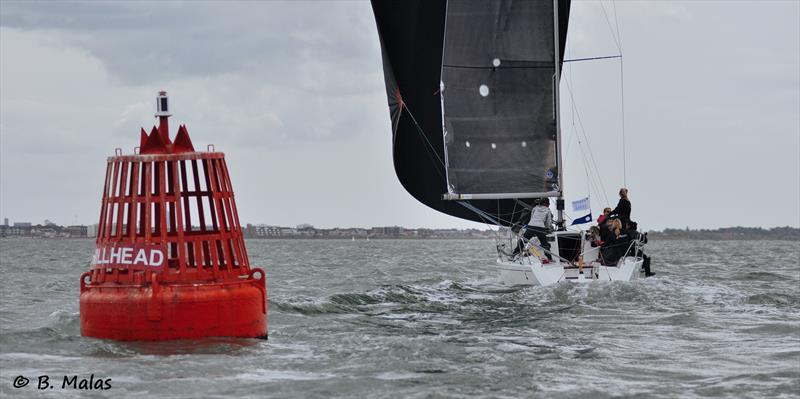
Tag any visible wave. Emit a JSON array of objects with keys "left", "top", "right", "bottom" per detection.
[
  {"left": 746, "top": 292, "right": 799, "bottom": 306},
  {"left": 736, "top": 271, "right": 787, "bottom": 281}
]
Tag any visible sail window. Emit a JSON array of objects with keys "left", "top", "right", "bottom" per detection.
[
  {"left": 479, "top": 85, "right": 489, "bottom": 97},
  {"left": 492, "top": 58, "right": 501, "bottom": 67}
]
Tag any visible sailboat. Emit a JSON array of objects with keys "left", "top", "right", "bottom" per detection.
[{"left": 371, "top": 0, "right": 647, "bottom": 286}]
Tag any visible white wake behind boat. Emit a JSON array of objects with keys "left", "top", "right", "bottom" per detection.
[{"left": 496, "top": 231, "right": 645, "bottom": 286}]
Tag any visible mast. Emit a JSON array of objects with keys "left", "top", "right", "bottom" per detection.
[{"left": 553, "top": 0, "right": 565, "bottom": 230}]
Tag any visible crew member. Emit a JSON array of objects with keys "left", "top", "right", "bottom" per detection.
[
  {"left": 609, "top": 188, "right": 632, "bottom": 228},
  {"left": 525, "top": 198, "right": 554, "bottom": 261}
]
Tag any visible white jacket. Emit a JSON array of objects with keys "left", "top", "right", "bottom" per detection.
[{"left": 528, "top": 205, "right": 553, "bottom": 230}]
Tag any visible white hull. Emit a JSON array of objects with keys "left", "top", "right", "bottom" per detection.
[
  {"left": 497, "top": 257, "right": 564, "bottom": 286},
  {"left": 497, "top": 256, "right": 643, "bottom": 286},
  {"left": 496, "top": 230, "right": 646, "bottom": 286}
]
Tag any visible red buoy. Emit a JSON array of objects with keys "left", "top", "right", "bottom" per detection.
[{"left": 80, "top": 91, "right": 267, "bottom": 341}]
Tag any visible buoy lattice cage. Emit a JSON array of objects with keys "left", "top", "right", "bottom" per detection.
[{"left": 94, "top": 153, "right": 249, "bottom": 281}]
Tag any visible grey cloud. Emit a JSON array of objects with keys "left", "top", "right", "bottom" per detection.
[{"left": 1, "top": 1, "right": 377, "bottom": 89}]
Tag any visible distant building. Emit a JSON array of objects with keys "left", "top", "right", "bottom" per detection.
[
  {"left": 433, "top": 229, "right": 459, "bottom": 238},
  {"left": 280, "top": 227, "right": 298, "bottom": 236},
  {"left": 87, "top": 224, "right": 99, "bottom": 238},
  {"left": 250, "top": 225, "right": 282, "bottom": 238},
  {"left": 3, "top": 218, "right": 8, "bottom": 226},
  {"left": 370, "top": 226, "right": 402, "bottom": 237},
  {"left": 13, "top": 222, "right": 32, "bottom": 228},
  {"left": 2, "top": 225, "right": 29, "bottom": 236},
  {"left": 66, "top": 225, "right": 88, "bottom": 237}
]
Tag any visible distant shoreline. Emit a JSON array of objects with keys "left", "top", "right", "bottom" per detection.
[
  {"left": 1, "top": 225, "right": 797, "bottom": 241},
  {"left": 2, "top": 235, "right": 797, "bottom": 242}
]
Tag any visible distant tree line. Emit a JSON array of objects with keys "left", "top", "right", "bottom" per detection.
[{"left": 648, "top": 226, "right": 799, "bottom": 241}]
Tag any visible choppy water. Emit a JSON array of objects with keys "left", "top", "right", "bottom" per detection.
[{"left": 1, "top": 238, "right": 798, "bottom": 398}]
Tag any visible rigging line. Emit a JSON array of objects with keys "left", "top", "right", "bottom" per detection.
[
  {"left": 598, "top": 0, "right": 622, "bottom": 53},
  {"left": 611, "top": 0, "right": 623, "bottom": 51},
  {"left": 564, "top": 78, "right": 608, "bottom": 204},
  {"left": 510, "top": 199, "right": 518, "bottom": 228},
  {"left": 465, "top": 205, "right": 499, "bottom": 235},
  {"left": 563, "top": 55, "right": 622, "bottom": 63},
  {"left": 461, "top": 203, "right": 498, "bottom": 239},
  {"left": 620, "top": 56, "right": 627, "bottom": 188},
  {"left": 576, "top": 134, "right": 605, "bottom": 209},
  {"left": 569, "top": 39, "right": 576, "bottom": 160},
  {"left": 564, "top": 54, "right": 600, "bottom": 207},
  {"left": 565, "top": 23, "right": 604, "bottom": 209},
  {"left": 563, "top": 61, "right": 578, "bottom": 162},
  {"left": 566, "top": 116, "right": 599, "bottom": 207},
  {"left": 399, "top": 103, "right": 448, "bottom": 183},
  {"left": 578, "top": 131, "right": 600, "bottom": 211},
  {"left": 575, "top": 126, "right": 605, "bottom": 209},
  {"left": 457, "top": 201, "right": 503, "bottom": 227},
  {"left": 607, "top": 0, "right": 628, "bottom": 187},
  {"left": 460, "top": 201, "right": 519, "bottom": 227},
  {"left": 569, "top": 40, "right": 595, "bottom": 208},
  {"left": 403, "top": 104, "right": 446, "bottom": 168},
  {"left": 563, "top": 78, "right": 610, "bottom": 206}
]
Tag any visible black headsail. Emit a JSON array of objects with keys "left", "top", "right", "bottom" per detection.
[{"left": 371, "top": 0, "right": 571, "bottom": 226}]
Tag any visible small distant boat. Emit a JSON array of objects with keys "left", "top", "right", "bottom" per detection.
[{"left": 371, "top": 0, "right": 646, "bottom": 286}]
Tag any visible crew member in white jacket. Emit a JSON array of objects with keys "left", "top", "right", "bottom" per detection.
[{"left": 524, "top": 198, "right": 554, "bottom": 261}]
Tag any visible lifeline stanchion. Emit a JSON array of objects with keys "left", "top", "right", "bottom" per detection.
[{"left": 80, "top": 91, "right": 267, "bottom": 341}]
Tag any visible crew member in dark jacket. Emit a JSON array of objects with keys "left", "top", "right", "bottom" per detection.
[
  {"left": 601, "top": 219, "right": 627, "bottom": 265},
  {"left": 599, "top": 217, "right": 616, "bottom": 245},
  {"left": 609, "top": 188, "right": 632, "bottom": 228}
]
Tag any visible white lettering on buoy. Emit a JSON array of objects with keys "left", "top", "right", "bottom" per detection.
[
  {"left": 121, "top": 247, "right": 133, "bottom": 264},
  {"left": 109, "top": 248, "right": 121, "bottom": 264},
  {"left": 149, "top": 250, "right": 164, "bottom": 266},
  {"left": 92, "top": 244, "right": 165, "bottom": 270},
  {"left": 134, "top": 249, "right": 148, "bottom": 265}
]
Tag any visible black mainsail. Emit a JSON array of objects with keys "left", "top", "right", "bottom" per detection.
[{"left": 372, "top": 0, "right": 571, "bottom": 226}]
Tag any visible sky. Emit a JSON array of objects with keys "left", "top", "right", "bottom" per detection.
[{"left": 1, "top": 0, "right": 798, "bottom": 230}]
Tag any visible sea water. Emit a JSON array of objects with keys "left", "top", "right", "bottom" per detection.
[{"left": 1, "top": 238, "right": 798, "bottom": 398}]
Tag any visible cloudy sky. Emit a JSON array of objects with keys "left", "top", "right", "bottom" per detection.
[{"left": 1, "top": 1, "right": 798, "bottom": 230}]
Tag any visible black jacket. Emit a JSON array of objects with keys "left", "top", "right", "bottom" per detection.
[
  {"left": 610, "top": 198, "right": 632, "bottom": 227},
  {"left": 601, "top": 231, "right": 633, "bottom": 265}
]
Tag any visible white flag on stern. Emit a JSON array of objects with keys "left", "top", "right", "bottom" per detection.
[{"left": 572, "top": 197, "right": 590, "bottom": 212}]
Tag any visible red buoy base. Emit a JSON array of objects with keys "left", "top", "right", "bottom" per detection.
[{"left": 80, "top": 271, "right": 267, "bottom": 341}]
